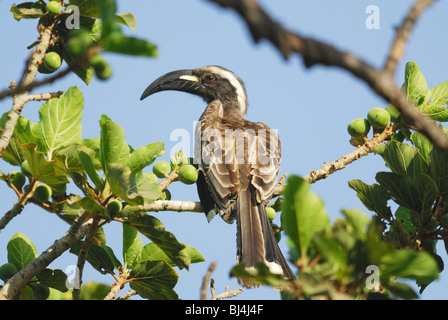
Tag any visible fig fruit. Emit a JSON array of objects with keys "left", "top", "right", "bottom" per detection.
[
  {"left": 367, "top": 107, "right": 391, "bottom": 128},
  {"left": 178, "top": 164, "right": 198, "bottom": 185}
]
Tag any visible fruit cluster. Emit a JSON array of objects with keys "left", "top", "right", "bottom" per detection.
[
  {"left": 153, "top": 151, "right": 198, "bottom": 186},
  {"left": 0, "top": 262, "right": 50, "bottom": 300},
  {"left": 34, "top": 1, "right": 112, "bottom": 80},
  {"left": 347, "top": 105, "right": 400, "bottom": 146}
]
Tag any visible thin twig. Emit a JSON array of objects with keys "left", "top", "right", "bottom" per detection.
[
  {"left": 383, "top": 0, "right": 435, "bottom": 74},
  {"left": 116, "top": 289, "right": 137, "bottom": 300},
  {"left": 159, "top": 172, "right": 179, "bottom": 191},
  {"left": 0, "top": 179, "right": 40, "bottom": 231},
  {"left": 24, "top": 91, "right": 64, "bottom": 102},
  {"left": 303, "top": 126, "right": 396, "bottom": 183},
  {"left": 0, "top": 66, "right": 71, "bottom": 103},
  {"left": 72, "top": 215, "right": 100, "bottom": 300},
  {"left": 211, "top": 281, "right": 244, "bottom": 300},
  {"left": 200, "top": 261, "right": 217, "bottom": 300}
]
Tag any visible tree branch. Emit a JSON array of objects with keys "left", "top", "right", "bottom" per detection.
[
  {"left": 103, "top": 273, "right": 128, "bottom": 300},
  {"left": 142, "top": 199, "right": 203, "bottom": 212},
  {"left": 211, "top": 279, "right": 244, "bottom": 300},
  {"left": 383, "top": 0, "right": 435, "bottom": 74},
  {"left": 0, "top": 210, "right": 91, "bottom": 300},
  {"left": 0, "top": 179, "right": 40, "bottom": 231},
  {"left": 200, "top": 261, "right": 217, "bottom": 300},
  {"left": 0, "top": 22, "right": 55, "bottom": 156},
  {"left": 72, "top": 215, "right": 100, "bottom": 300},
  {"left": 205, "top": 0, "right": 448, "bottom": 153},
  {"left": 24, "top": 91, "right": 64, "bottom": 103},
  {"left": 302, "top": 125, "right": 396, "bottom": 183}
]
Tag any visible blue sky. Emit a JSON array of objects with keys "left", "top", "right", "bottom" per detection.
[{"left": 0, "top": 0, "right": 447, "bottom": 300}]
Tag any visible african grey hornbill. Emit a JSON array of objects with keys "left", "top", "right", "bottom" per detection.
[{"left": 140, "top": 65, "right": 295, "bottom": 286}]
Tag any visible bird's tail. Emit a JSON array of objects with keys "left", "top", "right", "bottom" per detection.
[{"left": 236, "top": 189, "right": 295, "bottom": 287}]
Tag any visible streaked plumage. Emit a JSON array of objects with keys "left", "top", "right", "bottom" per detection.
[{"left": 141, "top": 66, "right": 295, "bottom": 286}]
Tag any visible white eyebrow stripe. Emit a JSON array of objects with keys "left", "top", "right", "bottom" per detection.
[{"left": 203, "top": 66, "right": 247, "bottom": 116}]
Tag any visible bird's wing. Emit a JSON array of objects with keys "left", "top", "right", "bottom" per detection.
[
  {"left": 247, "top": 122, "right": 281, "bottom": 203},
  {"left": 195, "top": 101, "right": 281, "bottom": 222},
  {"left": 195, "top": 116, "right": 241, "bottom": 222}
]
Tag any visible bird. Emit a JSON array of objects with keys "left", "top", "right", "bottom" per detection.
[{"left": 140, "top": 65, "right": 295, "bottom": 286}]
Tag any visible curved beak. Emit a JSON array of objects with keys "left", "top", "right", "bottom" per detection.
[{"left": 140, "top": 69, "right": 204, "bottom": 101}]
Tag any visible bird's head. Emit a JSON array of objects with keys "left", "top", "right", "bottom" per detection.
[{"left": 140, "top": 65, "right": 248, "bottom": 116}]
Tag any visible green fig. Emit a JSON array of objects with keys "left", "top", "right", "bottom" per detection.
[
  {"left": 347, "top": 118, "right": 370, "bottom": 138},
  {"left": 153, "top": 161, "right": 171, "bottom": 178},
  {"left": 107, "top": 199, "right": 123, "bottom": 214},
  {"left": 0, "top": 263, "right": 18, "bottom": 281},
  {"left": 34, "top": 184, "right": 52, "bottom": 202},
  {"left": 178, "top": 164, "right": 198, "bottom": 185},
  {"left": 367, "top": 107, "right": 391, "bottom": 128}
]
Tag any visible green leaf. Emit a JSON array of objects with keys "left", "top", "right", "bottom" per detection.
[
  {"left": 420, "top": 81, "right": 448, "bottom": 121},
  {"left": 123, "top": 224, "right": 143, "bottom": 270},
  {"left": 127, "top": 142, "right": 165, "bottom": 175},
  {"left": 403, "top": 61, "right": 428, "bottom": 102},
  {"left": 70, "top": 242, "right": 118, "bottom": 274},
  {"left": 340, "top": 209, "right": 370, "bottom": 240},
  {"left": 99, "top": 115, "right": 130, "bottom": 172},
  {"left": 129, "top": 260, "right": 178, "bottom": 300},
  {"left": 0, "top": 113, "right": 26, "bottom": 166},
  {"left": 374, "top": 141, "right": 428, "bottom": 177},
  {"left": 140, "top": 242, "right": 205, "bottom": 268},
  {"left": 394, "top": 206, "right": 417, "bottom": 233},
  {"left": 312, "top": 232, "right": 347, "bottom": 276},
  {"left": 375, "top": 172, "right": 437, "bottom": 214},
  {"left": 429, "top": 144, "right": 448, "bottom": 198},
  {"left": 348, "top": 180, "right": 391, "bottom": 220},
  {"left": 10, "top": 3, "right": 46, "bottom": 20},
  {"left": 115, "top": 12, "right": 137, "bottom": 30},
  {"left": 106, "top": 163, "right": 162, "bottom": 205},
  {"left": 21, "top": 143, "right": 69, "bottom": 186},
  {"left": 281, "top": 175, "right": 329, "bottom": 260},
  {"left": 410, "top": 132, "right": 433, "bottom": 163},
  {"left": 76, "top": 196, "right": 105, "bottom": 215},
  {"left": 385, "top": 281, "right": 418, "bottom": 299},
  {"left": 125, "top": 214, "right": 190, "bottom": 270},
  {"left": 31, "top": 87, "right": 84, "bottom": 156},
  {"left": 380, "top": 250, "right": 439, "bottom": 285},
  {"left": 7, "top": 232, "right": 38, "bottom": 269},
  {"left": 56, "top": 143, "right": 100, "bottom": 173},
  {"left": 103, "top": 33, "right": 157, "bottom": 57},
  {"left": 79, "top": 150, "right": 104, "bottom": 191},
  {"left": 97, "top": 0, "right": 117, "bottom": 38},
  {"left": 36, "top": 269, "right": 69, "bottom": 292},
  {"left": 62, "top": 19, "right": 100, "bottom": 85}
]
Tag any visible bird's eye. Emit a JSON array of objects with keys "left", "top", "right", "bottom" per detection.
[{"left": 205, "top": 74, "right": 215, "bottom": 82}]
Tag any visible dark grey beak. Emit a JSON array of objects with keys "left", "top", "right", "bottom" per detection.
[{"left": 140, "top": 69, "right": 203, "bottom": 101}]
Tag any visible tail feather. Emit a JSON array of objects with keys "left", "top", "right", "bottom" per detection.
[{"left": 236, "top": 189, "right": 295, "bottom": 286}]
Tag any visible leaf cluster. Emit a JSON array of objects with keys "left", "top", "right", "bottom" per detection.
[
  {"left": 11, "top": 0, "right": 157, "bottom": 83},
  {"left": 0, "top": 85, "right": 204, "bottom": 299}
]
